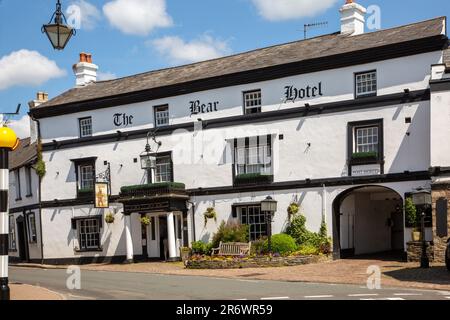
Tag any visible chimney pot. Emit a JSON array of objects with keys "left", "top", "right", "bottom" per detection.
[{"left": 74, "top": 52, "right": 98, "bottom": 86}]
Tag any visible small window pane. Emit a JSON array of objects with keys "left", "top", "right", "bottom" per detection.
[
  {"left": 355, "top": 126, "right": 379, "bottom": 154},
  {"left": 355, "top": 71, "right": 377, "bottom": 97},
  {"left": 78, "top": 218, "right": 101, "bottom": 250},
  {"left": 244, "top": 90, "right": 262, "bottom": 114},
  {"left": 155, "top": 105, "right": 169, "bottom": 127},
  {"left": 79, "top": 118, "right": 92, "bottom": 138}
]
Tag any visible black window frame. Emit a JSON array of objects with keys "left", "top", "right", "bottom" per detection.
[
  {"left": 26, "top": 211, "right": 38, "bottom": 244},
  {"left": 243, "top": 89, "right": 262, "bottom": 115},
  {"left": 354, "top": 70, "right": 378, "bottom": 99},
  {"left": 347, "top": 119, "right": 384, "bottom": 176},
  {"left": 14, "top": 169, "right": 21, "bottom": 201},
  {"left": 154, "top": 104, "right": 170, "bottom": 128},
  {"left": 237, "top": 205, "right": 268, "bottom": 241},
  {"left": 78, "top": 116, "right": 93, "bottom": 138},
  {"left": 71, "top": 216, "right": 103, "bottom": 252},
  {"left": 8, "top": 214, "right": 17, "bottom": 251},
  {"left": 232, "top": 135, "right": 273, "bottom": 186},
  {"left": 25, "top": 166, "right": 33, "bottom": 197},
  {"left": 148, "top": 151, "right": 174, "bottom": 183},
  {"left": 71, "top": 157, "right": 97, "bottom": 198}
]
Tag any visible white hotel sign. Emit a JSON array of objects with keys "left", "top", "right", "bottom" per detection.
[{"left": 351, "top": 164, "right": 381, "bottom": 177}]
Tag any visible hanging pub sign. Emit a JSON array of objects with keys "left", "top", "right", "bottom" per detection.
[{"left": 95, "top": 182, "right": 109, "bottom": 208}]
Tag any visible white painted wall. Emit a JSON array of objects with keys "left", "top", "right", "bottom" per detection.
[
  {"left": 9, "top": 166, "right": 39, "bottom": 209},
  {"left": 430, "top": 84, "right": 450, "bottom": 167},
  {"left": 39, "top": 52, "right": 441, "bottom": 143}
]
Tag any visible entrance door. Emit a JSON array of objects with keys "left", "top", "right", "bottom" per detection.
[
  {"left": 147, "top": 216, "right": 160, "bottom": 258},
  {"left": 159, "top": 216, "right": 168, "bottom": 260},
  {"left": 174, "top": 213, "right": 184, "bottom": 257},
  {"left": 16, "top": 216, "right": 28, "bottom": 262},
  {"left": 339, "top": 195, "right": 355, "bottom": 257}
]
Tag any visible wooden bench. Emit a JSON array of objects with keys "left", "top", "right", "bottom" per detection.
[{"left": 211, "top": 242, "right": 252, "bottom": 256}]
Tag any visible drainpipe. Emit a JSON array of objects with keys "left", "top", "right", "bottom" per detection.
[
  {"left": 30, "top": 114, "right": 45, "bottom": 265},
  {"left": 322, "top": 184, "right": 327, "bottom": 223},
  {"left": 187, "top": 200, "right": 196, "bottom": 243}
]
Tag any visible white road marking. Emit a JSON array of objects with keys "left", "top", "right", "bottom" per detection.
[
  {"left": 261, "top": 297, "right": 290, "bottom": 300},
  {"left": 348, "top": 293, "right": 379, "bottom": 297},
  {"left": 445, "top": 297, "right": 450, "bottom": 299},
  {"left": 360, "top": 298, "right": 377, "bottom": 300},
  {"left": 385, "top": 297, "right": 405, "bottom": 300},
  {"left": 304, "top": 295, "right": 334, "bottom": 299},
  {"left": 393, "top": 293, "right": 422, "bottom": 296}
]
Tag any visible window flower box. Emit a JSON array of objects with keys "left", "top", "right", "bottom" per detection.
[
  {"left": 350, "top": 151, "right": 379, "bottom": 164},
  {"left": 120, "top": 182, "right": 186, "bottom": 198},
  {"left": 234, "top": 173, "right": 273, "bottom": 186},
  {"left": 77, "top": 188, "right": 94, "bottom": 198}
]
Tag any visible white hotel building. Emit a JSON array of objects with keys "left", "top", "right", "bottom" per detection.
[{"left": 9, "top": 1, "right": 450, "bottom": 264}]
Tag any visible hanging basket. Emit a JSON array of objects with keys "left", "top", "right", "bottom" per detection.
[
  {"left": 287, "top": 203, "right": 299, "bottom": 216},
  {"left": 105, "top": 213, "right": 115, "bottom": 224},
  {"left": 141, "top": 216, "right": 151, "bottom": 226},
  {"left": 204, "top": 207, "right": 217, "bottom": 227}
]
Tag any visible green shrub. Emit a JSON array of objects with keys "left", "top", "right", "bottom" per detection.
[
  {"left": 405, "top": 197, "right": 417, "bottom": 227},
  {"left": 211, "top": 221, "right": 249, "bottom": 249},
  {"left": 191, "top": 241, "right": 213, "bottom": 255},
  {"left": 297, "top": 244, "right": 320, "bottom": 256},
  {"left": 286, "top": 214, "right": 332, "bottom": 254},
  {"left": 263, "top": 234, "right": 297, "bottom": 255},
  {"left": 250, "top": 238, "right": 267, "bottom": 255}
]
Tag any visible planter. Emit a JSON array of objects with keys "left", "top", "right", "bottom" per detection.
[
  {"left": 234, "top": 173, "right": 273, "bottom": 186},
  {"left": 204, "top": 207, "right": 217, "bottom": 226},
  {"left": 412, "top": 230, "right": 421, "bottom": 242},
  {"left": 180, "top": 247, "right": 191, "bottom": 266},
  {"left": 350, "top": 152, "right": 378, "bottom": 164}
]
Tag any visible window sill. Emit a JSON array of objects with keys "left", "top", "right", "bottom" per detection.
[
  {"left": 355, "top": 93, "right": 377, "bottom": 99},
  {"left": 26, "top": 194, "right": 33, "bottom": 198},
  {"left": 74, "top": 248, "right": 103, "bottom": 253},
  {"left": 15, "top": 198, "right": 22, "bottom": 202}
]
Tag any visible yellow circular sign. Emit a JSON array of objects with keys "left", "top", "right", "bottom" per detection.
[{"left": 0, "top": 126, "right": 19, "bottom": 150}]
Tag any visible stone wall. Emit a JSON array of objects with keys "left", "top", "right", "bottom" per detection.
[
  {"left": 406, "top": 241, "right": 434, "bottom": 262},
  {"left": 431, "top": 184, "right": 450, "bottom": 263},
  {"left": 186, "top": 255, "right": 328, "bottom": 269}
]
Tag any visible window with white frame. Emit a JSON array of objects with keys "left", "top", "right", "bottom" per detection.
[
  {"left": 355, "top": 126, "right": 379, "bottom": 153},
  {"left": 244, "top": 90, "right": 262, "bottom": 114},
  {"left": 14, "top": 170, "right": 21, "bottom": 200},
  {"left": 9, "top": 215, "right": 16, "bottom": 251},
  {"left": 154, "top": 105, "right": 169, "bottom": 127},
  {"left": 78, "top": 218, "right": 101, "bottom": 250},
  {"left": 27, "top": 212, "right": 37, "bottom": 243},
  {"left": 155, "top": 156, "right": 172, "bottom": 183},
  {"left": 78, "top": 164, "right": 94, "bottom": 190},
  {"left": 355, "top": 71, "right": 377, "bottom": 97},
  {"left": 239, "top": 206, "right": 267, "bottom": 241},
  {"left": 79, "top": 117, "right": 92, "bottom": 138},
  {"left": 235, "top": 142, "right": 272, "bottom": 176},
  {"left": 25, "top": 166, "right": 32, "bottom": 197}
]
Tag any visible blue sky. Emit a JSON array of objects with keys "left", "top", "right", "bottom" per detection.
[{"left": 0, "top": 0, "right": 449, "bottom": 137}]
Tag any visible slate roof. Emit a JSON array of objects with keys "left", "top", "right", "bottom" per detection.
[
  {"left": 9, "top": 138, "right": 37, "bottom": 170},
  {"left": 36, "top": 16, "right": 446, "bottom": 110}
]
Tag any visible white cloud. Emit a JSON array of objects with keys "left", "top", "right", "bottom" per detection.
[
  {"left": 103, "top": 0, "right": 172, "bottom": 36},
  {"left": 67, "top": 0, "right": 101, "bottom": 30},
  {"left": 251, "top": 0, "right": 338, "bottom": 21},
  {"left": 150, "top": 35, "right": 232, "bottom": 64},
  {"left": 97, "top": 71, "right": 117, "bottom": 81},
  {"left": 0, "top": 115, "right": 31, "bottom": 139},
  {"left": 0, "top": 50, "right": 66, "bottom": 91}
]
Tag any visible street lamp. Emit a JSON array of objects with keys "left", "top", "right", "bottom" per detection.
[
  {"left": 411, "top": 189, "right": 432, "bottom": 268},
  {"left": 261, "top": 196, "right": 277, "bottom": 253},
  {"left": 42, "top": 0, "right": 75, "bottom": 50},
  {"left": 140, "top": 132, "right": 161, "bottom": 184}
]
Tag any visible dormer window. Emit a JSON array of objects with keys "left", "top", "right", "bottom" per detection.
[
  {"left": 243, "top": 90, "right": 262, "bottom": 114},
  {"left": 355, "top": 71, "right": 377, "bottom": 98}
]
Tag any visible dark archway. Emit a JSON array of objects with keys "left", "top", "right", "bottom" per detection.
[{"left": 332, "top": 185, "right": 403, "bottom": 259}]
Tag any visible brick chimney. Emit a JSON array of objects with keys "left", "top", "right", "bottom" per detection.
[
  {"left": 28, "top": 92, "right": 49, "bottom": 143},
  {"left": 73, "top": 52, "right": 98, "bottom": 86},
  {"left": 340, "top": 0, "right": 366, "bottom": 36}
]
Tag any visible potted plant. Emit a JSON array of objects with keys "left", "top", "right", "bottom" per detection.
[
  {"left": 350, "top": 151, "right": 378, "bottom": 164},
  {"left": 140, "top": 215, "right": 151, "bottom": 226},
  {"left": 180, "top": 247, "right": 191, "bottom": 266},
  {"left": 287, "top": 202, "right": 299, "bottom": 216},
  {"left": 105, "top": 212, "right": 115, "bottom": 224},
  {"left": 405, "top": 197, "right": 420, "bottom": 241},
  {"left": 204, "top": 207, "right": 217, "bottom": 226}
]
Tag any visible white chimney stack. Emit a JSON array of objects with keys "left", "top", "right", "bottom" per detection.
[
  {"left": 340, "top": 0, "right": 366, "bottom": 36},
  {"left": 73, "top": 52, "right": 98, "bottom": 87},
  {"left": 28, "top": 92, "right": 49, "bottom": 144}
]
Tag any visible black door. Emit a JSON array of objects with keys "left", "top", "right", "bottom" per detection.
[
  {"left": 16, "top": 216, "right": 28, "bottom": 262},
  {"left": 159, "top": 217, "right": 167, "bottom": 260}
]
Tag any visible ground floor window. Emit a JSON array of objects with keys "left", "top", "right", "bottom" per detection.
[
  {"left": 239, "top": 206, "right": 267, "bottom": 241},
  {"left": 78, "top": 218, "right": 101, "bottom": 250},
  {"left": 9, "top": 215, "right": 16, "bottom": 251},
  {"left": 27, "top": 212, "right": 37, "bottom": 243}
]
